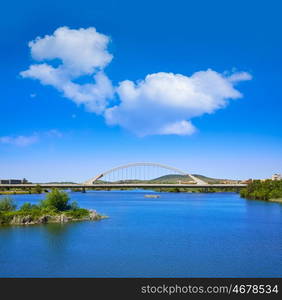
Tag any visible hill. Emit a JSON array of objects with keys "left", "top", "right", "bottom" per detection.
[
  {"left": 152, "top": 174, "right": 193, "bottom": 183},
  {"left": 85, "top": 174, "right": 239, "bottom": 184},
  {"left": 192, "top": 174, "right": 238, "bottom": 184},
  {"left": 152, "top": 174, "right": 238, "bottom": 184}
]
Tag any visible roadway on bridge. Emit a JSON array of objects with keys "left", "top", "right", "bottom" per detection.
[{"left": 0, "top": 183, "right": 247, "bottom": 189}]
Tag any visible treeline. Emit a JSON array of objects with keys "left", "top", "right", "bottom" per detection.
[
  {"left": 240, "top": 180, "right": 282, "bottom": 201},
  {"left": 152, "top": 187, "right": 239, "bottom": 193},
  {"left": 0, "top": 184, "right": 44, "bottom": 195}
]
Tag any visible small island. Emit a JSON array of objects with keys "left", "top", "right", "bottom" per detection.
[
  {"left": 144, "top": 194, "right": 160, "bottom": 198},
  {"left": 0, "top": 189, "right": 107, "bottom": 226}
]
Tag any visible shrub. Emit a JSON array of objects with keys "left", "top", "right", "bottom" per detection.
[
  {"left": 19, "top": 202, "right": 33, "bottom": 211},
  {"left": 0, "top": 197, "right": 16, "bottom": 212},
  {"left": 240, "top": 180, "right": 282, "bottom": 201},
  {"left": 65, "top": 208, "right": 89, "bottom": 219},
  {"left": 70, "top": 201, "right": 79, "bottom": 210},
  {"left": 40, "top": 189, "right": 70, "bottom": 211},
  {"left": 33, "top": 184, "right": 42, "bottom": 194}
]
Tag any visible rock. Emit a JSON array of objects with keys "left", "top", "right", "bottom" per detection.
[
  {"left": 11, "top": 215, "right": 34, "bottom": 225},
  {"left": 2, "top": 210, "right": 107, "bottom": 226},
  {"left": 58, "top": 214, "right": 69, "bottom": 223},
  {"left": 38, "top": 215, "right": 49, "bottom": 224},
  {"left": 144, "top": 194, "right": 160, "bottom": 198},
  {"left": 49, "top": 214, "right": 68, "bottom": 223},
  {"left": 89, "top": 210, "right": 98, "bottom": 220}
]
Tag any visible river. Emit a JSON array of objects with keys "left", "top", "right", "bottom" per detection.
[{"left": 0, "top": 191, "right": 281, "bottom": 277}]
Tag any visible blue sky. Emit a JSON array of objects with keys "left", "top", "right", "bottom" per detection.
[{"left": 0, "top": 0, "right": 281, "bottom": 182}]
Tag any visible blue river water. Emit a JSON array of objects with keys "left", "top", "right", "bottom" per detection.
[{"left": 0, "top": 191, "right": 281, "bottom": 277}]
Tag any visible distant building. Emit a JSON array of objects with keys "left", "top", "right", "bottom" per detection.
[
  {"left": 272, "top": 174, "right": 281, "bottom": 181},
  {"left": 0, "top": 179, "right": 9, "bottom": 184},
  {"left": 241, "top": 179, "right": 253, "bottom": 184},
  {"left": 0, "top": 178, "right": 29, "bottom": 184}
]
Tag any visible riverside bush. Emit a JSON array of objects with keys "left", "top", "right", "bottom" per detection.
[
  {"left": 240, "top": 180, "right": 282, "bottom": 201},
  {"left": 0, "top": 197, "right": 16, "bottom": 212}
]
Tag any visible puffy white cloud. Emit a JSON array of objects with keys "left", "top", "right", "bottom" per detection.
[
  {"left": 21, "top": 27, "right": 252, "bottom": 136},
  {"left": 105, "top": 70, "right": 252, "bottom": 136},
  {"left": 28, "top": 27, "right": 112, "bottom": 75},
  {"left": 20, "top": 27, "right": 114, "bottom": 113},
  {"left": 0, "top": 135, "right": 39, "bottom": 147}
]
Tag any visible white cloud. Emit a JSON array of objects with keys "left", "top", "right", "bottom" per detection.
[
  {"left": 21, "top": 27, "right": 252, "bottom": 136},
  {"left": 105, "top": 70, "right": 252, "bottom": 136},
  {"left": 158, "top": 120, "right": 196, "bottom": 135},
  {"left": 227, "top": 71, "right": 252, "bottom": 83},
  {"left": 0, "top": 130, "right": 63, "bottom": 147},
  {"left": 20, "top": 26, "right": 114, "bottom": 113},
  {"left": 0, "top": 135, "right": 39, "bottom": 147},
  {"left": 45, "top": 129, "right": 63, "bottom": 138}
]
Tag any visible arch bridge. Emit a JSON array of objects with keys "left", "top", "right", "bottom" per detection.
[
  {"left": 0, "top": 162, "right": 247, "bottom": 190},
  {"left": 84, "top": 162, "right": 208, "bottom": 185}
]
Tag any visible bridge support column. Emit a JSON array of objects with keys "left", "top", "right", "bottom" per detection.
[{"left": 82, "top": 187, "right": 86, "bottom": 193}]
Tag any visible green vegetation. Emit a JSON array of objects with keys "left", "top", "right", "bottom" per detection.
[
  {"left": 151, "top": 174, "right": 238, "bottom": 184},
  {"left": 152, "top": 174, "right": 193, "bottom": 183},
  {"left": 40, "top": 189, "right": 70, "bottom": 211},
  {"left": 240, "top": 180, "right": 282, "bottom": 202},
  {"left": 0, "top": 197, "right": 16, "bottom": 212},
  {"left": 0, "top": 184, "right": 43, "bottom": 195},
  {"left": 151, "top": 187, "right": 239, "bottom": 193},
  {"left": 34, "top": 184, "right": 43, "bottom": 194},
  {"left": 0, "top": 190, "right": 31, "bottom": 195},
  {"left": 0, "top": 189, "right": 105, "bottom": 225}
]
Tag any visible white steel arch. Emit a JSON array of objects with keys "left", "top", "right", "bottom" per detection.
[{"left": 84, "top": 162, "right": 207, "bottom": 185}]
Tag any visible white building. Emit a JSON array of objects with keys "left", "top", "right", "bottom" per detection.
[{"left": 271, "top": 174, "right": 281, "bottom": 181}]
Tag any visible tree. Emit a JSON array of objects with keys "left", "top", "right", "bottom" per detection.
[
  {"left": 40, "top": 189, "right": 70, "bottom": 211},
  {"left": 0, "top": 197, "right": 16, "bottom": 212},
  {"left": 33, "top": 184, "right": 42, "bottom": 194},
  {"left": 20, "top": 202, "right": 33, "bottom": 211},
  {"left": 70, "top": 201, "right": 79, "bottom": 210},
  {"left": 240, "top": 179, "right": 282, "bottom": 201}
]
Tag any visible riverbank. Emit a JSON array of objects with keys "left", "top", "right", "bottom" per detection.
[
  {"left": 1, "top": 187, "right": 240, "bottom": 195},
  {"left": 240, "top": 180, "right": 282, "bottom": 203},
  {"left": 269, "top": 198, "right": 282, "bottom": 204},
  {"left": 0, "top": 190, "right": 34, "bottom": 195}
]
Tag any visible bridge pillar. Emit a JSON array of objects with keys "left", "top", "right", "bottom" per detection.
[{"left": 82, "top": 187, "right": 86, "bottom": 193}]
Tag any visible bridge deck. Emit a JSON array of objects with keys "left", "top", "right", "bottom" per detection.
[{"left": 0, "top": 183, "right": 247, "bottom": 189}]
